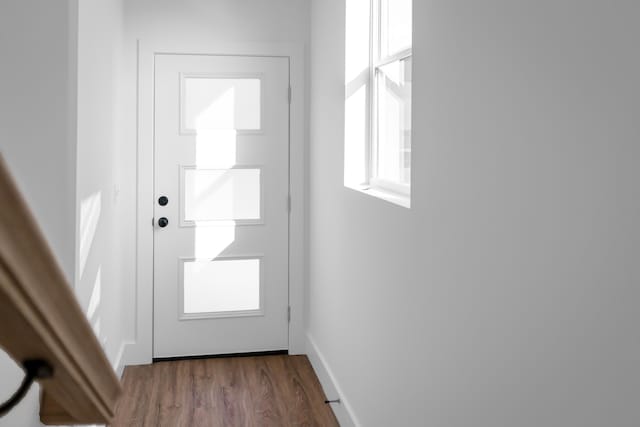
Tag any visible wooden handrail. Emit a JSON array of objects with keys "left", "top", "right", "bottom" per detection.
[{"left": 0, "top": 155, "right": 121, "bottom": 424}]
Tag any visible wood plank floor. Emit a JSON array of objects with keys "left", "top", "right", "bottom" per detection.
[{"left": 111, "top": 355, "right": 339, "bottom": 427}]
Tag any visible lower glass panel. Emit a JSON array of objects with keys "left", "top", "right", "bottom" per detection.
[
  {"left": 182, "top": 258, "right": 261, "bottom": 315},
  {"left": 376, "top": 56, "right": 412, "bottom": 185}
]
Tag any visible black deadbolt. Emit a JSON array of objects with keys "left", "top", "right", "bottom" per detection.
[
  {"left": 158, "top": 217, "right": 169, "bottom": 228},
  {"left": 158, "top": 196, "right": 169, "bottom": 206}
]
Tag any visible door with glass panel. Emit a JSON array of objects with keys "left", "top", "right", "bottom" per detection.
[{"left": 153, "top": 54, "right": 290, "bottom": 358}]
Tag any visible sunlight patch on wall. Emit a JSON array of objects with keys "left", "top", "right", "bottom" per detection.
[
  {"left": 86, "top": 266, "right": 102, "bottom": 319},
  {"left": 191, "top": 84, "right": 239, "bottom": 260},
  {"left": 79, "top": 191, "right": 102, "bottom": 280}
]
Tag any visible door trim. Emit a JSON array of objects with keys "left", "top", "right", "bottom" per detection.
[{"left": 127, "top": 40, "right": 307, "bottom": 365}]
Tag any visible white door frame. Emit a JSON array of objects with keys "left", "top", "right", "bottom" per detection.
[{"left": 127, "top": 40, "right": 306, "bottom": 365}]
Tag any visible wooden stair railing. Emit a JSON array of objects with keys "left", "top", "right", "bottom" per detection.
[{"left": 0, "top": 155, "right": 122, "bottom": 424}]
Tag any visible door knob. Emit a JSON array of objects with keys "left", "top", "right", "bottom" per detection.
[
  {"left": 158, "top": 196, "right": 168, "bottom": 206},
  {"left": 158, "top": 217, "right": 169, "bottom": 228}
]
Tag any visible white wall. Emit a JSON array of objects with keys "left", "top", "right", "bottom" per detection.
[
  {"left": 76, "top": 0, "right": 133, "bottom": 375},
  {"left": 308, "top": 1, "right": 640, "bottom": 426},
  {"left": 122, "top": 0, "right": 311, "bottom": 363},
  {"left": 0, "top": 1, "right": 78, "bottom": 425},
  {"left": 125, "top": 0, "right": 310, "bottom": 45},
  {"left": 0, "top": 0, "right": 131, "bottom": 425}
]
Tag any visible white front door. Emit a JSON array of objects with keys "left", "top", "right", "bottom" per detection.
[{"left": 153, "top": 54, "right": 290, "bottom": 358}]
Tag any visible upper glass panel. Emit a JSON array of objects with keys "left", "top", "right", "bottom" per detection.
[
  {"left": 183, "top": 77, "right": 261, "bottom": 131},
  {"left": 376, "top": 56, "right": 412, "bottom": 185},
  {"left": 380, "top": 0, "right": 412, "bottom": 58}
]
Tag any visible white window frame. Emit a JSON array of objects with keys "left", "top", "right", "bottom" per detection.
[{"left": 367, "top": 0, "right": 412, "bottom": 200}]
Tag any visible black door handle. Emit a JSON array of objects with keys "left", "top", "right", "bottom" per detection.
[
  {"left": 158, "top": 196, "right": 168, "bottom": 206},
  {"left": 158, "top": 217, "right": 169, "bottom": 228}
]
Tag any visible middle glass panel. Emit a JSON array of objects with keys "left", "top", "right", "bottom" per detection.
[{"left": 182, "top": 167, "right": 262, "bottom": 223}]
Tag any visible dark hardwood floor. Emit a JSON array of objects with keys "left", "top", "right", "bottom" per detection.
[{"left": 111, "top": 355, "right": 339, "bottom": 427}]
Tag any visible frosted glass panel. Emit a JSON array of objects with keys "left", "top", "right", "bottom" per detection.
[
  {"left": 183, "top": 259, "right": 260, "bottom": 314},
  {"left": 184, "top": 168, "right": 261, "bottom": 222},
  {"left": 183, "top": 77, "right": 261, "bottom": 130}
]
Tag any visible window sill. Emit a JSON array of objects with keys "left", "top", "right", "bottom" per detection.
[{"left": 347, "top": 183, "right": 411, "bottom": 209}]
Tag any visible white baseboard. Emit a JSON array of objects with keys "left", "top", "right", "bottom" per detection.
[
  {"left": 112, "top": 340, "right": 138, "bottom": 379},
  {"left": 121, "top": 340, "right": 152, "bottom": 367},
  {"left": 306, "top": 333, "right": 360, "bottom": 427}
]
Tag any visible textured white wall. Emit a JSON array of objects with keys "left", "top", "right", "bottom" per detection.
[
  {"left": 309, "top": 1, "right": 640, "bottom": 426},
  {"left": 0, "top": 1, "right": 78, "bottom": 426}
]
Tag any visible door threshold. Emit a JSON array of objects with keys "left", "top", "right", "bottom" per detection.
[{"left": 153, "top": 349, "right": 288, "bottom": 363}]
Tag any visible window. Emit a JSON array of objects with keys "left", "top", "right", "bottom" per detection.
[{"left": 344, "top": 0, "right": 413, "bottom": 207}]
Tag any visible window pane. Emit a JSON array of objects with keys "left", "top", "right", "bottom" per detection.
[
  {"left": 183, "top": 77, "right": 261, "bottom": 131},
  {"left": 380, "top": 0, "right": 412, "bottom": 57},
  {"left": 184, "top": 168, "right": 261, "bottom": 222},
  {"left": 376, "top": 56, "right": 412, "bottom": 185},
  {"left": 183, "top": 258, "right": 260, "bottom": 314}
]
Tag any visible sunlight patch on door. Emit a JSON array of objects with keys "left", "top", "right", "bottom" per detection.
[{"left": 195, "top": 129, "right": 237, "bottom": 169}]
